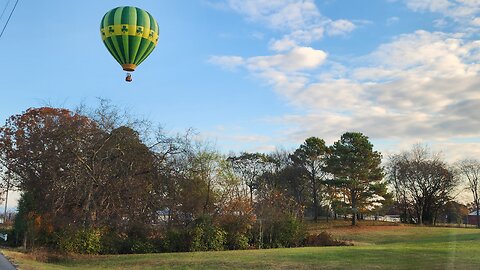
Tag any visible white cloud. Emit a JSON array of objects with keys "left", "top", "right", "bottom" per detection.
[
  {"left": 386, "top": 16, "right": 400, "bottom": 26},
  {"left": 209, "top": 1, "right": 480, "bottom": 162},
  {"left": 404, "top": 0, "right": 480, "bottom": 25},
  {"left": 281, "top": 31, "right": 480, "bottom": 143},
  {"left": 207, "top": 56, "right": 244, "bottom": 70},
  {"left": 269, "top": 27, "right": 325, "bottom": 52},
  {"left": 326, "top": 20, "right": 357, "bottom": 36},
  {"left": 472, "top": 17, "right": 480, "bottom": 26},
  {"left": 226, "top": 0, "right": 320, "bottom": 31},
  {"left": 247, "top": 47, "right": 327, "bottom": 72},
  {"left": 216, "top": 30, "right": 480, "bottom": 154},
  {"left": 210, "top": 46, "right": 327, "bottom": 96},
  {"left": 405, "top": 0, "right": 452, "bottom": 13},
  {"left": 269, "top": 37, "right": 299, "bottom": 52},
  {"left": 220, "top": 0, "right": 356, "bottom": 50}
]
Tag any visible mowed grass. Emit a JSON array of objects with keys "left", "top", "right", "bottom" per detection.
[{"left": 3, "top": 223, "right": 480, "bottom": 270}]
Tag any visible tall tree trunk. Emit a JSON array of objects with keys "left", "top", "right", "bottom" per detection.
[
  {"left": 3, "top": 176, "right": 9, "bottom": 223},
  {"left": 313, "top": 182, "right": 318, "bottom": 222},
  {"left": 312, "top": 168, "right": 318, "bottom": 222},
  {"left": 351, "top": 190, "right": 357, "bottom": 226},
  {"left": 418, "top": 207, "right": 423, "bottom": 225},
  {"left": 23, "top": 233, "right": 27, "bottom": 250},
  {"left": 204, "top": 177, "right": 211, "bottom": 214},
  {"left": 249, "top": 185, "right": 253, "bottom": 204},
  {"left": 83, "top": 181, "right": 95, "bottom": 228},
  {"left": 476, "top": 202, "right": 479, "bottom": 228}
]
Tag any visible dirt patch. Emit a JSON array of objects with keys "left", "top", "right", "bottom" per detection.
[
  {"left": 304, "top": 231, "right": 353, "bottom": 247},
  {"left": 4, "top": 248, "right": 103, "bottom": 264}
]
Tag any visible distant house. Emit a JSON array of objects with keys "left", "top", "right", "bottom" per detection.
[{"left": 467, "top": 210, "right": 480, "bottom": 226}]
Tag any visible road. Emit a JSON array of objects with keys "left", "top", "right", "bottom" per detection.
[{"left": 0, "top": 252, "right": 16, "bottom": 270}]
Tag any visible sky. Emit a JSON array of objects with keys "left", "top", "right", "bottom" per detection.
[{"left": 1, "top": 1, "right": 480, "bottom": 206}]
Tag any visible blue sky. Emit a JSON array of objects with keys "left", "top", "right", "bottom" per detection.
[{"left": 1, "top": 0, "right": 480, "bottom": 164}]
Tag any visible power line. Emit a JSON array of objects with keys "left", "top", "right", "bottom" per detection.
[
  {"left": 0, "top": 0, "right": 12, "bottom": 22},
  {"left": 0, "top": 0, "right": 19, "bottom": 39}
]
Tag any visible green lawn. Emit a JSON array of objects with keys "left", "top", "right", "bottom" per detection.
[{"left": 3, "top": 224, "right": 480, "bottom": 270}]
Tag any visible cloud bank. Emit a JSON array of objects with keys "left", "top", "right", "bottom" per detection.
[{"left": 209, "top": 0, "right": 480, "bottom": 161}]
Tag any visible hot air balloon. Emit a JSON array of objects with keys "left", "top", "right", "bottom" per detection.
[{"left": 100, "top": 6, "right": 159, "bottom": 82}]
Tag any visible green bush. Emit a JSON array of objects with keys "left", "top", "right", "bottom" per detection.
[
  {"left": 99, "top": 230, "right": 158, "bottom": 254},
  {"left": 225, "top": 232, "right": 249, "bottom": 250},
  {"left": 190, "top": 225, "right": 226, "bottom": 252},
  {"left": 99, "top": 232, "right": 129, "bottom": 254},
  {"left": 274, "top": 216, "right": 306, "bottom": 247},
  {"left": 189, "top": 216, "right": 227, "bottom": 252},
  {"left": 130, "top": 239, "right": 157, "bottom": 253},
  {"left": 160, "top": 228, "right": 191, "bottom": 252},
  {"left": 58, "top": 228, "right": 102, "bottom": 254},
  {"left": 253, "top": 215, "right": 306, "bottom": 248}
]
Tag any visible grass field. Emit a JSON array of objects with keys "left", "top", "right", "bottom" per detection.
[{"left": 2, "top": 222, "right": 480, "bottom": 270}]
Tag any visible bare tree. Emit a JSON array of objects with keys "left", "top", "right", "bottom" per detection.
[
  {"left": 456, "top": 159, "right": 480, "bottom": 228},
  {"left": 388, "top": 145, "right": 458, "bottom": 225},
  {"left": 228, "top": 153, "right": 270, "bottom": 203},
  {"left": 386, "top": 154, "right": 412, "bottom": 223}
]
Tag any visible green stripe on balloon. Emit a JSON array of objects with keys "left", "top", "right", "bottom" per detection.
[
  {"left": 103, "top": 38, "right": 123, "bottom": 64},
  {"left": 116, "top": 35, "right": 128, "bottom": 64},
  {"left": 100, "top": 11, "right": 107, "bottom": 29},
  {"left": 137, "top": 41, "right": 155, "bottom": 66},
  {"left": 113, "top": 7, "right": 123, "bottom": 25},
  {"left": 122, "top": 32, "right": 130, "bottom": 63},
  {"left": 113, "top": 8, "right": 129, "bottom": 63},
  {"left": 133, "top": 10, "right": 151, "bottom": 64},
  {"left": 148, "top": 12, "right": 156, "bottom": 33},
  {"left": 107, "top": 8, "right": 116, "bottom": 26},
  {"left": 136, "top": 8, "right": 148, "bottom": 27},
  {"left": 107, "top": 34, "right": 124, "bottom": 63},
  {"left": 129, "top": 35, "right": 142, "bottom": 63},
  {"left": 133, "top": 37, "right": 150, "bottom": 64},
  {"left": 121, "top": 7, "right": 131, "bottom": 24},
  {"left": 125, "top": 8, "right": 138, "bottom": 62},
  {"left": 111, "top": 35, "right": 126, "bottom": 64}
]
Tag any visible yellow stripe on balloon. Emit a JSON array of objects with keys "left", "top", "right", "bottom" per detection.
[{"left": 101, "top": 25, "right": 159, "bottom": 45}]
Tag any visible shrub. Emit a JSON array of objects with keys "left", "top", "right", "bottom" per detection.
[
  {"left": 274, "top": 216, "right": 306, "bottom": 247},
  {"left": 58, "top": 228, "right": 102, "bottom": 254},
  {"left": 160, "top": 228, "right": 191, "bottom": 252},
  {"left": 99, "top": 231, "right": 129, "bottom": 254},
  {"left": 217, "top": 197, "right": 255, "bottom": 250},
  {"left": 190, "top": 217, "right": 226, "bottom": 252},
  {"left": 130, "top": 239, "right": 157, "bottom": 253},
  {"left": 225, "top": 232, "right": 249, "bottom": 250},
  {"left": 252, "top": 215, "right": 307, "bottom": 248}
]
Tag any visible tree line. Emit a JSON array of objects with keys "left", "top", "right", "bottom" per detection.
[{"left": 0, "top": 103, "right": 477, "bottom": 254}]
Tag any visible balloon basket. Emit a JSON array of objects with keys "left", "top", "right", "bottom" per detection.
[{"left": 125, "top": 73, "right": 132, "bottom": 82}]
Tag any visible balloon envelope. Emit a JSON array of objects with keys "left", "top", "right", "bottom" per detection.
[{"left": 100, "top": 6, "right": 159, "bottom": 72}]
